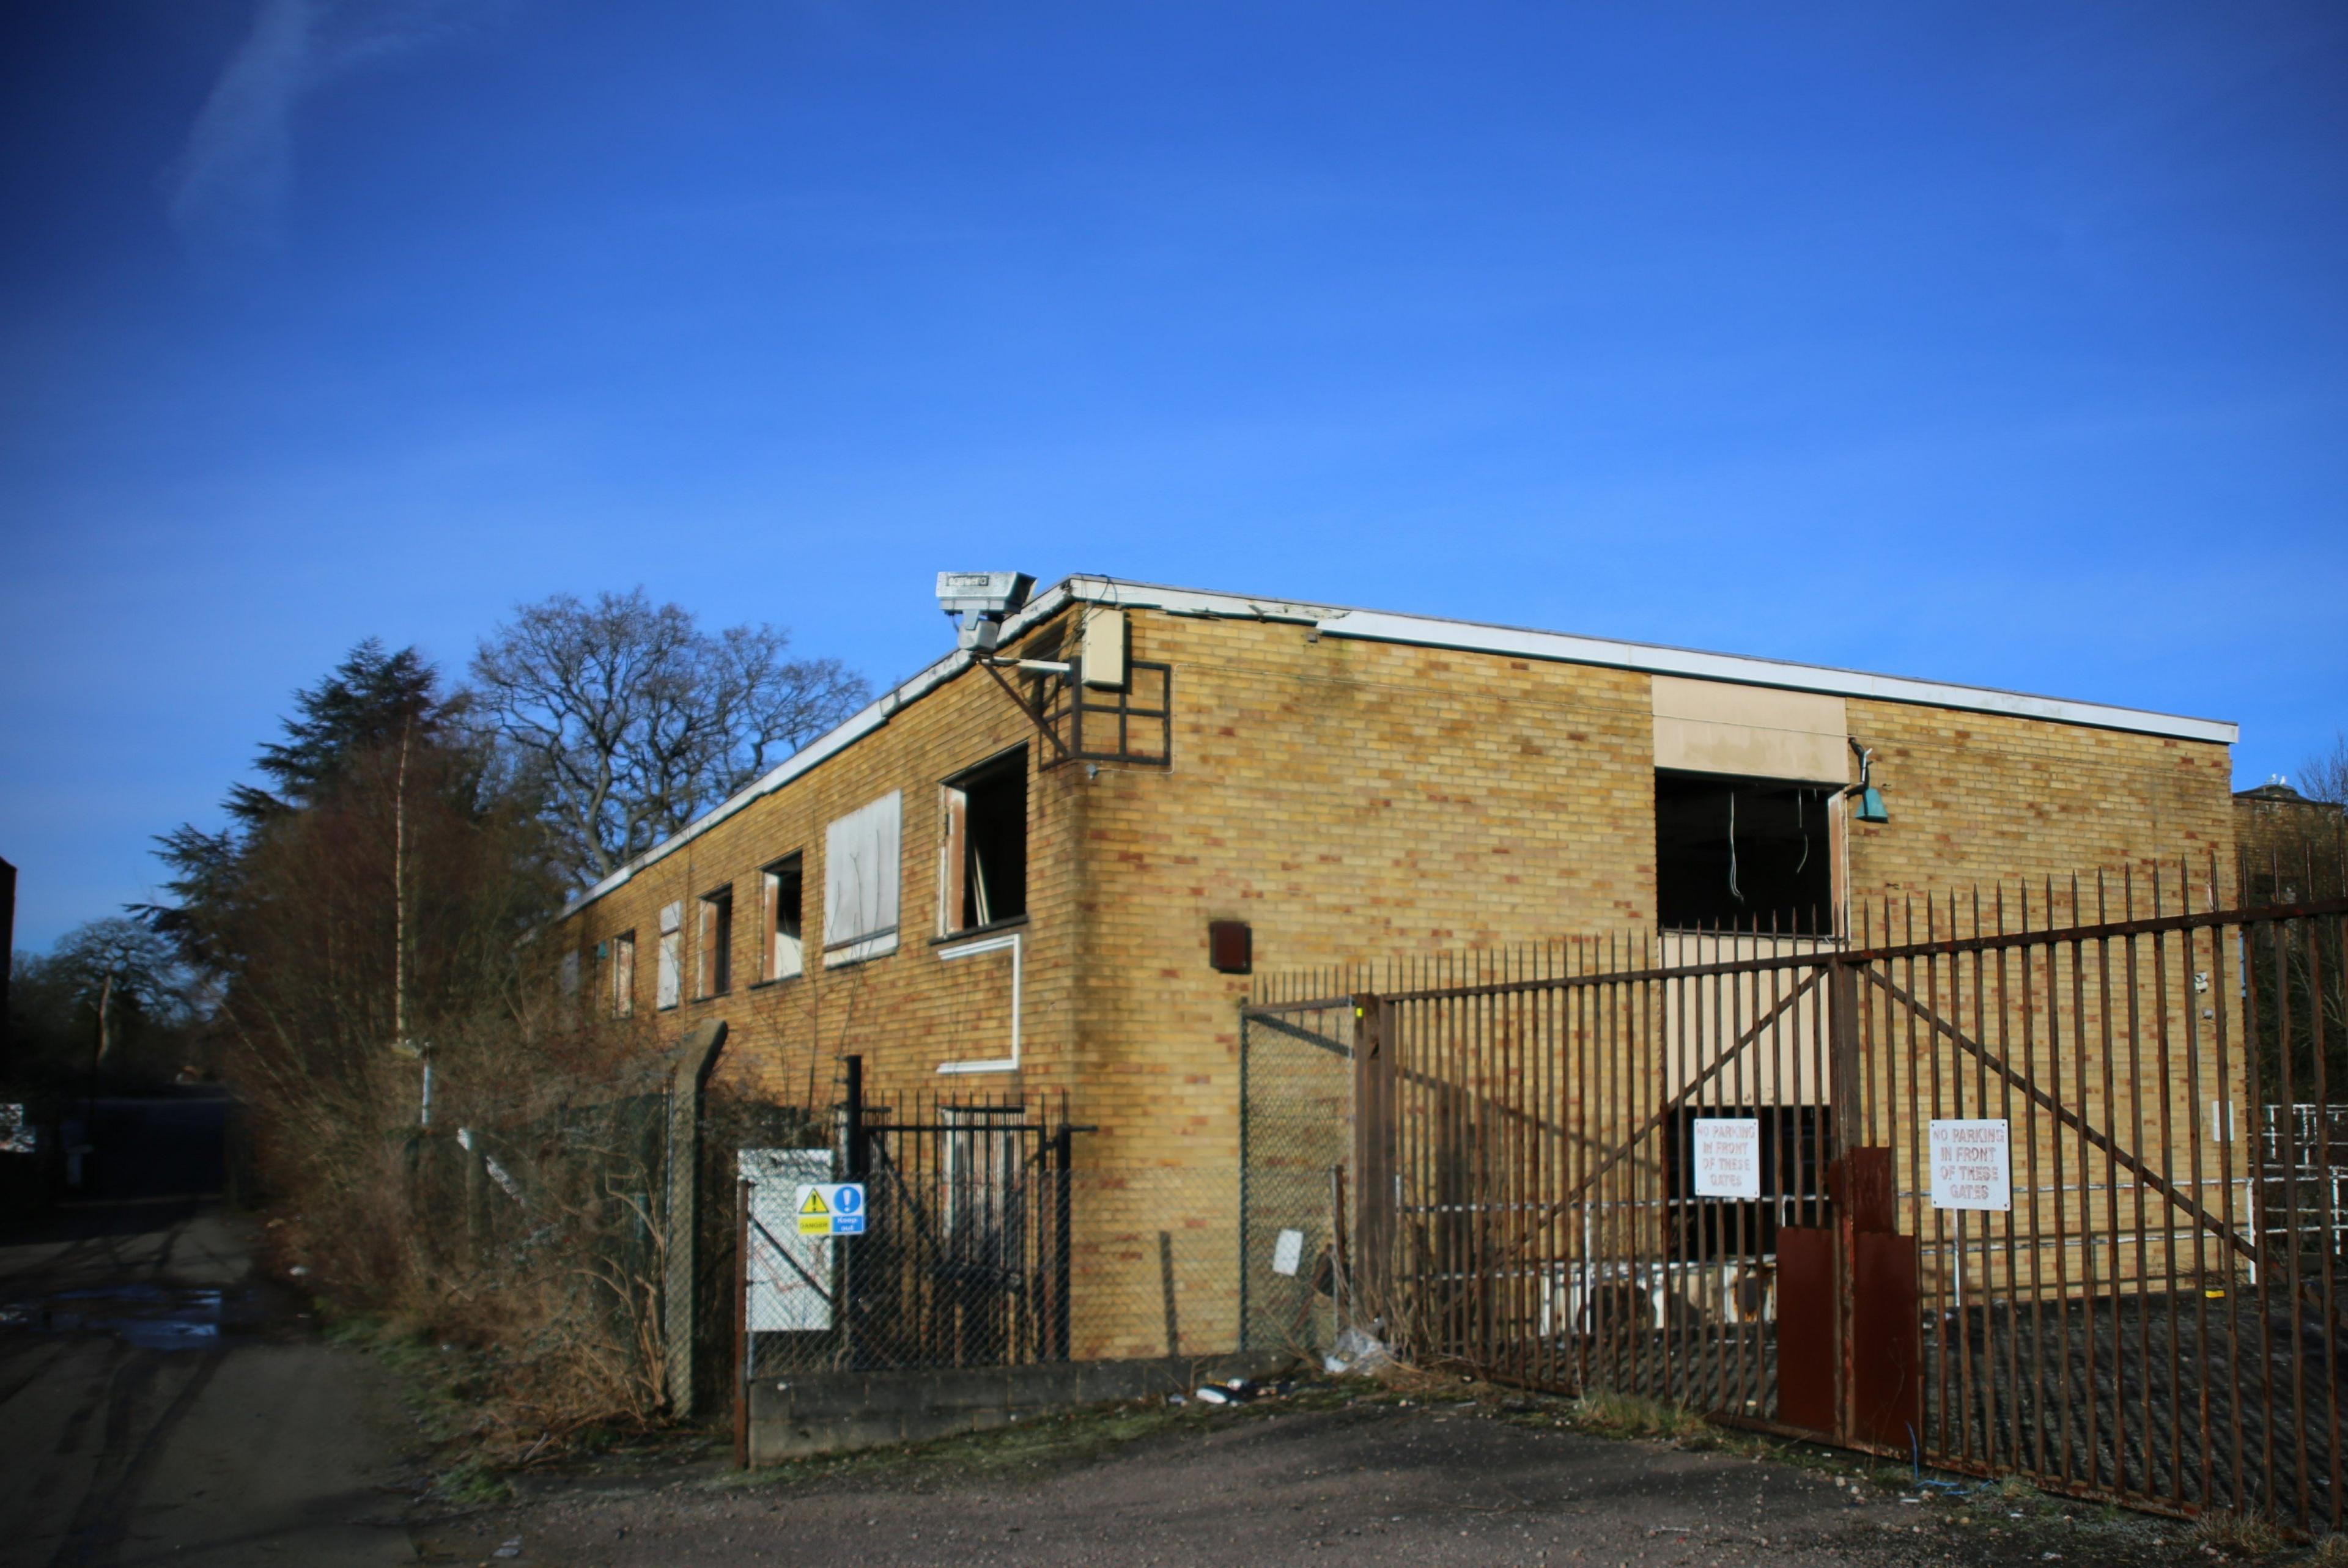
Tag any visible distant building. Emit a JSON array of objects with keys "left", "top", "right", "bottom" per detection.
[{"left": 2233, "top": 778, "right": 2346, "bottom": 898}]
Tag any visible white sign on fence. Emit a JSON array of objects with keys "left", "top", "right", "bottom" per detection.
[
  {"left": 1928, "top": 1119, "right": 2012, "bottom": 1212},
  {"left": 740, "top": 1149, "right": 833, "bottom": 1332},
  {"left": 1271, "top": 1228, "right": 1306, "bottom": 1278},
  {"left": 1691, "top": 1117, "right": 1761, "bottom": 1199}
]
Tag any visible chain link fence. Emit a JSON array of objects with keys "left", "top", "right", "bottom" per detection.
[
  {"left": 1238, "top": 999, "right": 1357, "bottom": 1358},
  {"left": 404, "top": 1085, "right": 671, "bottom": 1418},
  {"left": 731, "top": 1081, "right": 1244, "bottom": 1385}
]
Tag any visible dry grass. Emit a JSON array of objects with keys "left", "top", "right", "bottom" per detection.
[
  {"left": 1564, "top": 1388, "right": 1713, "bottom": 1443},
  {"left": 2188, "top": 1508, "right": 2289, "bottom": 1559},
  {"left": 2307, "top": 1531, "right": 2348, "bottom": 1567}
]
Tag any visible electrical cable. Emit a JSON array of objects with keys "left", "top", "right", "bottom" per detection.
[{"left": 1727, "top": 793, "right": 1743, "bottom": 904}]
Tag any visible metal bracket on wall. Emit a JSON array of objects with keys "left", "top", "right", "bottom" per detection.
[{"left": 975, "top": 658, "right": 1074, "bottom": 762}]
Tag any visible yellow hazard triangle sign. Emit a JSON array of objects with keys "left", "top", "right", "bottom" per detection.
[{"left": 800, "top": 1189, "right": 829, "bottom": 1215}]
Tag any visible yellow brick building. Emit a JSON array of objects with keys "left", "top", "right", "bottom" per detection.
[{"left": 552, "top": 575, "right": 2238, "bottom": 1358}]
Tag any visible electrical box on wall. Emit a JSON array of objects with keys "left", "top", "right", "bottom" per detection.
[
  {"left": 1208, "top": 919, "right": 1252, "bottom": 974},
  {"left": 1080, "top": 607, "right": 1128, "bottom": 690}
]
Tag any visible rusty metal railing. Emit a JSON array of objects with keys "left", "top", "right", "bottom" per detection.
[{"left": 1243, "top": 858, "right": 2348, "bottom": 1532}]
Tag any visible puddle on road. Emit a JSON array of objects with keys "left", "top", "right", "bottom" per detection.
[{"left": 0, "top": 1283, "right": 239, "bottom": 1350}]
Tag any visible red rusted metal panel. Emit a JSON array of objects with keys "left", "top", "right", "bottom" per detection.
[
  {"left": 1850, "top": 1230, "right": 1922, "bottom": 1451},
  {"left": 1830, "top": 1146, "right": 1896, "bottom": 1235},
  {"left": 1776, "top": 1224, "right": 1836, "bottom": 1436}
]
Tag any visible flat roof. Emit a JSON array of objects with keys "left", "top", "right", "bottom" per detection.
[{"left": 557, "top": 573, "right": 2236, "bottom": 918}]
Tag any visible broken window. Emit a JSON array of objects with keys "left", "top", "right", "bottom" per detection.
[
  {"left": 657, "top": 901, "right": 682, "bottom": 1009},
  {"left": 824, "top": 790, "right": 903, "bottom": 966},
  {"left": 696, "top": 885, "right": 733, "bottom": 998},
  {"left": 610, "top": 932, "right": 636, "bottom": 1017},
  {"left": 1655, "top": 771, "right": 1835, "bottom": 935},
  {"left": 760, "top": 855, "right": 804, "bottom": 982},
  {"left": 940, "top": 747, "right": 1027, "bottom": 935}
]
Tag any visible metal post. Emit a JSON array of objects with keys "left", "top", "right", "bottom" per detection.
[
  {"left": 840, "top": 1055, "right": 863, "bottom": 1371},
  {"left": 1351, "top": 995, "right": 1394, "bottom": 1334},
  {"left": 1052, "top": 1117, "right": 1073, "bottom": 1360},
  {"left": 844, "top": 1055, "right": 868, "bottom": 1178},
  {"left": 733, "top": 1176, "right": 750, "bottom": 1469}
]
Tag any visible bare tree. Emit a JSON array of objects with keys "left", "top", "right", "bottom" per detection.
[
  {"left": 2302, "top": 729, "right": 2348, "bottom": 807},
  {"left": 469, "top": 589, "right": 869, "bottom": 886},
  {"left": 40, "top": 918, "right": 195, "bottom": 1079}
]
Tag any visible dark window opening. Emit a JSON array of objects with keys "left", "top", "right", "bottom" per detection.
[
  {"left": 1666, "top": 1105, "right": 1833, "bottom": 1259},
  {"left": 1655, "top": 771, "right": 1835, "bottom": 935},
  {"left": 947, "top": 748, "right": 1027, "bottom": 932},
  {"left": 761, "top": 855, "right": 803, "bottom": 980}
]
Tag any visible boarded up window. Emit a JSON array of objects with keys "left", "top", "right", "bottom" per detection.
[
  {"left": 824, "top": 790, "right": 902, "bottom": 966},
  {"left": 657, "top": 900, "right": 683, "bottom": 1009}
]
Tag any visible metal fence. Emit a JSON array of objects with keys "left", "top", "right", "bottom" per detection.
[
  {"left": 734, "top": 1074, "right": 1243, "bottom": 1399},
  {"left": 1243, "top": 861, "right": 2348, "bottom": 1532}
]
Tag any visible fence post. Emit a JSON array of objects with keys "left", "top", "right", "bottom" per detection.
[
  {"left": 1828, "top": 958, "right": 1861, "bottom": 1443},
  {"left": 1051, "top": 1117, "right": 1074, "bottom": 1360},
  {"left": 660, "top": 1019, "right": 728, "bottom": 1418},
  {"left": 840, "top": 1055, "right": 863, "bottom": 1370},
  {"left": 733, "top": 1176, "right": 750, "bottom": 1468},
  {"left": 1351, "top": 994, "right": 1394, "bottom": 1335}
]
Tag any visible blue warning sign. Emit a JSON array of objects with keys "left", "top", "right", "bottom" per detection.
[{"left": 795, "top": 1183, "right": 868, "bottom": 1236}]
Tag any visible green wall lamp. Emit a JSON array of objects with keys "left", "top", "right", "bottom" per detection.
[{"left": 1848, "top": 740, "right": 1889, "bottom": 823}]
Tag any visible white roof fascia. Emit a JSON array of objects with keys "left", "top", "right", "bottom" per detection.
[
  {"left": 1310, "top": 607, "right": 2237, "bottom": 746},
  {"left": 1057, "top": 577, "right": 2234, "bottom": 743},
  {"left": 559, "top": 573, "right": 2234, "bottom": 921}
]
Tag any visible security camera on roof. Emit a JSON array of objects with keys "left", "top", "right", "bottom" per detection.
[{"left": 937, "top": 572, "right": 1035, "bottom": 653}]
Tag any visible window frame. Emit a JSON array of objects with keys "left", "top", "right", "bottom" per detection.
[
  {"left": 1653, "top": 768, "right": 1840, "bottom": 938},
  {"left": 759, "top": 853, "right": 805, "bottom": 984},
  {"left": 609, "top": 931, "right": 637, "bottom": 1017},
  {"left": 656, "top": 901, "right": 683, "bottom": 1010},
  {"left": 938, "top": 745, "right": 1030, "bottom": 939},
  {"left": 696, "top": 883, "right": 734, "bottom": 999}
]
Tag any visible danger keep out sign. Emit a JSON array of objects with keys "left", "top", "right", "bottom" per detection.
[
  {"left": 796, "top": 1183, "right": 867, "bottom": 1236},
  {"left": 1929, "top": 1120, "right": 2012, "bottom": 1212}
]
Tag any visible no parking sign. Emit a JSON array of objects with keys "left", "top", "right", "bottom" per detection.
[{"left": 795, "top": 1182, "right": 867, "bottom": 1236}]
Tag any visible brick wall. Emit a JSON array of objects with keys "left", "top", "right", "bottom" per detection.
[
  {"left": 556, "top": 621, "right": 1090, "bottom": 1119},
  {"left": 552, "top": 596, "right": 2238, "bottom": 1356}
]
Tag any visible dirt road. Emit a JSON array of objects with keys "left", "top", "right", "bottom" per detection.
[{"left": 0, "top": 1198, "right": 415, "bottom": 1568}]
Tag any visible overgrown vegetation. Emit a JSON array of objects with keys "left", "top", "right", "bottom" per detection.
[{"left": 83, "top": 594, "right": 867, "bottom": 1465}]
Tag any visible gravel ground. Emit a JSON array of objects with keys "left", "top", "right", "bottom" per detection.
[{"left": 408, "top": 1383, "right": 2209, "bottom": 1568}]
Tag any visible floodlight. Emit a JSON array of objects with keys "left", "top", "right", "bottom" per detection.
[{"left": 937, "top": 572, "right": 1036, "bottom": 653}]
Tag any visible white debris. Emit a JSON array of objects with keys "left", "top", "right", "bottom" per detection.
[{"left": 1323, "top": 1327, "right": 1391, "bottom": 1376}]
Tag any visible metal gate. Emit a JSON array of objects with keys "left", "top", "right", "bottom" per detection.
[
  {"left": 1242, "top": 865, "right": 2348, "bottom": 1530},
  {"left": 736, "top": 1075, "right": 1079, "bottom": 1385}
]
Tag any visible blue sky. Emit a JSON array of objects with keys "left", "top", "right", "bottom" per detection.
[{"left": 2, "top": 2, "right": 2344, "bottom": 951}]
